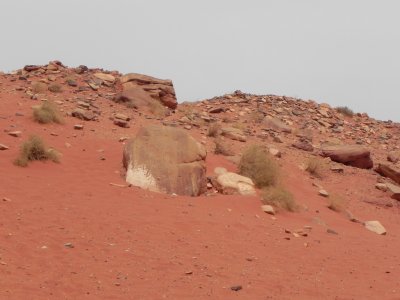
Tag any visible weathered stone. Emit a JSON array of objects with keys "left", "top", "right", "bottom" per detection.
[
  {"left": 319, "top": 190, "right": 329, "bottom": 197},
  {"left": 321, "top": 145, "right": 373, "bottom": 169},
  {"left": 263, "top": 116, "right": 292, "bottom": 133},
  {"left": 220, "top": 127, "right": 246, "bottom": 142},
  {"left": 93, "top": 72, "right": 115, "bottom": 83},
  {"left": 123, "top": 125, "right": 206, "bottom": 196},
  {"left": 0, "top": 143, "right": 9, "bottom": 150},
  {"left": 375, "top": 183, "right": 388, "bottom": 192},
  {"left": 385, "top": 183, "right": 400, "bottom": 201},
  {"left": 215, "top": 172, "right": 256, "bottom": 196},
  {"left": 8, "top": 131, "right": 21, "bottom": 137},
  {"left": 119, "top": 73, "right": 177, "bottom": 109},
  {"left": 114, "top": 119, "right": 129, "bottom": 128},
  {"left": 209, "top": 107, "right": 225, "bottom": 113},
  {"left": 74, "top": 124, "right": 84, "bottom": 130},
  {"left": 114, "top": 113, "right": 130, "bottom": 121},
  {"left": 24, "top": 65, "right": 41, "bottom": 72},
  {"left": 261, "top": 205, "right": 275, "bottom": 215},
  {"left": 375, "top": 164, "right": 400, "bottom": 185},
  {"left": 269, "top": 147, "right": 281, "bottom": 157},
  {"left": 292, "top": 140, "right": 314, "bottom": 152},
  {"left": 71, "top": 108, "right": 96, "bottom": 121},
  {"left": 365, "top": 221, "right": 386, "bottom": 235},
  {"left": 387, "top": 152, "right": 400, "bottom": 163}
]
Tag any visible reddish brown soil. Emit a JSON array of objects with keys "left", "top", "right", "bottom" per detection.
[{"left": 1, "top": 73, "right": 400, "bottom": 300}]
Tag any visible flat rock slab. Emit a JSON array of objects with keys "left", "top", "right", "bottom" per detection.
[
  {"left": 375, "top": 164, "right": 400, "bottom": 185},
  {"left": 263, "top": 116, "right": 292, "bottom": 133},
  {"left": 0, "top": 143, "right": 9, "bottom": 150},
  {"left": 321, "top": 145, "right": 373, "bottom": 169},
  {"left": 365, "top": 221, "right": 387, "bottom": 235},
  {"left": 8, "top": 131, "right": 21, "bottom": 137},
  {"left": 220, "top": 127, "right": 247, "bottom": 142}
]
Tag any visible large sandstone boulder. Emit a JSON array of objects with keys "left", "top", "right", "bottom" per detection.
[
  {"left": 375, "top": 164, "right": 400, "bottom": 185},
  {"left": 119, "top": 73, "right": 177, "bottom": 109},
  {"left": 320, "top": 145, "right": 373, "bottom": 169},
  {"left": 123, "top": 125, "right": 206, "bottom": 196}
]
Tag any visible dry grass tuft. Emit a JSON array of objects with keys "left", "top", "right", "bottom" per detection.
[
  {"left": 327, "top": 194, "right": 348, "bottom": 212},
  {"left": 33, "top": 101, "right": 63, "bottom": 124},
  {"left": 336, "top": 106, "right": 354, "bottom": 117},
  {"left": 32, "top": 82, "right": 48, "bottom": 94},
  {"left": 214, "top": 138, "right": 234, "bottom": 156},
  {"left": 14, "top": 136, "right": 60, "bottom": 167},
  {"left": 239, "top": 145, "right": 279, "bottom": 188},
  {"left": 148, "top": 99, "right": 168, "bottom": 118},
  {"left": 207, "top": 123, "right": 220, "bottom": 137},
  {"left": 261, "top": 186, "right": 298, "bottom": 212},
  {"left": 48, "top": 83, "right": 63, "bottom": 93},
  {"left": 305, "top": 157, "right": 325, "bottom": 178}
]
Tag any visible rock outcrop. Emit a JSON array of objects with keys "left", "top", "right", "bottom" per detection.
[
  {"left": 321, "top": 145, "right": 373, "bottom": 169},
  {"left": 123, "top": 125, "right": 206, "bottom": 196},
  {"left": 119, "top": 73, "right": 177, "bottom": 109}
]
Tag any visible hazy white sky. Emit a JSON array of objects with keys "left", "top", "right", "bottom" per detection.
[{"left": 1, "top": 1, "right": 399, "bottom": 121}]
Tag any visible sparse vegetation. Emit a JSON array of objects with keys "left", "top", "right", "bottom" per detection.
[
  {"left": 214, "top": 138, "right": 233, "bottom": 156},
  {"left": 336, "top": 106, "right": 354, "bottom": 117},
  {"left": 148, "top": 99, "right": 168, "bottom": 117},
  {"left": 33, "top": 101, "right": 63, "bottom": 124},
  {"left": 305, "top": 157, "right": 325, "bottom": 178},
  {"left": 31, "top": 81, "right": 48, "bottom": 94},
  {"left": 239, "top": 145, "right": 279, "bottom": 188},
  {"left": 261, "top": 186, "right": 298, "bottom": 212},
  {"left": 207, "top": 123, "right": 220, "bottom": 137},
  {"left": 48, "top": 83, "right": 63, "bottom": 93},
  {"left": 14, "top": 136, "right": 60, "bottom": 167},
  {"left": 327, "top": 194, "right": 347, "bottom": 212}
]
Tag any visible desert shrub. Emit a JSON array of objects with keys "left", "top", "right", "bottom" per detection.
[
  {"left": 214, "top": 138, "right": 233, "bottom": 156},
  {"left": 336, "top": 106, "right": 354, "bottom": 117},
  {"left": 148, "top": 99, "right": 168, "bottom": 117},
  {"left": 261, "top": 186, "right": 298, "bottom": 212},
  {"left": 207, "top": 123, "right": 220, "bottom": 137},
  {"left": 48, "top": 83, "right": 63, "bottom": 93},
  {"left": 14, "top": 136, "right": 60, "bottom": 167},
  {"left": 33, "top": 101, "right": 63, "bottom": 124},
  {"left": 327, "top": 194, "right": 347, "bottom": 212},
  {"left": 305, "top": 157, "right": 325, "bottom": 178},
  {"left": 32, "top": 82, "right": 48, "bottom": 94},
  {"left": 239, "top": 145, "right": 279, "bottom": 188}
]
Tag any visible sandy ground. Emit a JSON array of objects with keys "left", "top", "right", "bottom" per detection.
[{"left": 1, "top": 78, "right": 400, "bottom": 300}]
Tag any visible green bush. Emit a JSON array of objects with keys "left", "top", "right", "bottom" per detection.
[{"left": 239, "top": 145, "right": 279, "bottom": 188}]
